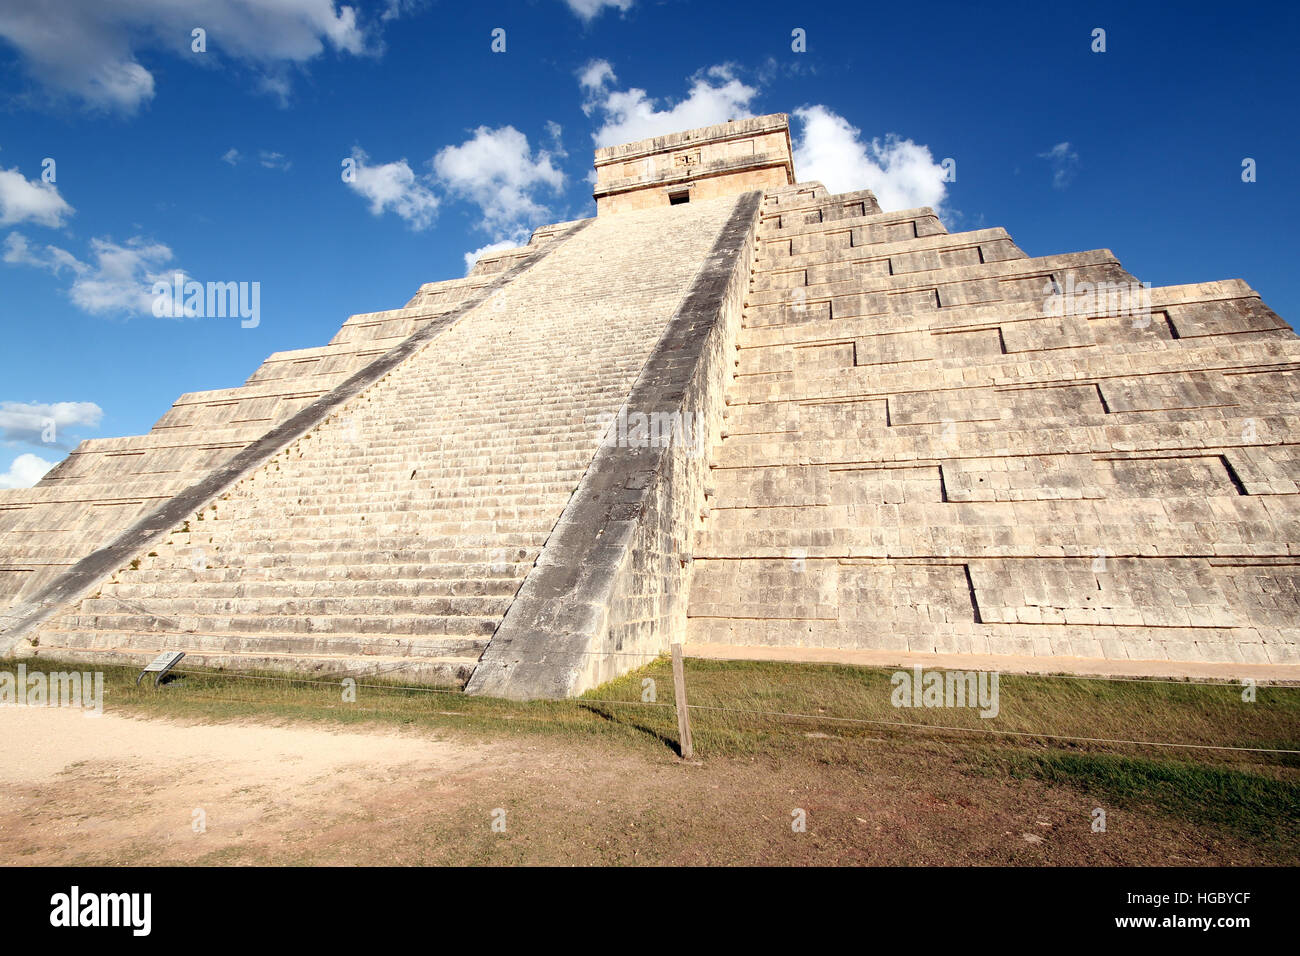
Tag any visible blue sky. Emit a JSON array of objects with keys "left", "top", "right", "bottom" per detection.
[{"left": 1, "top": 0, "right": 1297, "bottom": 486}]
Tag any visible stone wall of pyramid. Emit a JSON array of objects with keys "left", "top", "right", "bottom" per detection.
[{"left": 686, "top": 182, "right": 1300, "bottom": 673}]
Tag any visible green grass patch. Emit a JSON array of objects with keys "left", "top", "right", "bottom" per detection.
[
  {"left": 595, "top": 658, "right": 1300, "bottom": 766},
  {"left": 969, "top": 746, "right": 1300, "bottom": 849}
]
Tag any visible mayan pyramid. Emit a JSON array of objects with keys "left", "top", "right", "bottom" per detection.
[{"left": 2, "top": 114, "right": 1297, "bottom": 697}]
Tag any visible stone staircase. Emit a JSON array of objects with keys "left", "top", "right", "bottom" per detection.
[
  {"left": 11, "top": 195, "right": 749, "bottom": 685},
  {"left": 0, "top": 238, "right": 564, "bottom": 611},
  {"left": 685, "top": 182, "right": 1300, "bottom": 669}
]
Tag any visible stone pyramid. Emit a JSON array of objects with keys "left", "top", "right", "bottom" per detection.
[{"left": 2, "top": 114, "right": 1296, "bottom": 697}]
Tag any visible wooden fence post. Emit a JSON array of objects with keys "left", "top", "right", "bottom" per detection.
[{"left": 671, "top": 643, "right": 694, "bottom": 759}]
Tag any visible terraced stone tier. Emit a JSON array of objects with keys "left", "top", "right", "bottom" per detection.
[
  {"left": 684, "top": 181, "right": 1300, "bottom": 675},
  {"left": 0, "top": 227, "right": 580, "bottom": 609}
]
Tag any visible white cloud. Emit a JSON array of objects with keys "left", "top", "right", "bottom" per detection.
[
  {"left": 581, "top": 61, "right": 758, "bottom": 147},
  {"left": 0, "top": 164, "right": 74, "bottom": 227},
  {"left": 3, "top": 232, "right": 81, "bottom": 273},
  {"left": 0, "top": 400, "right": 102, "bottom": 448},
  {"left": 792, "top": 105, "right": 948, "bottom": 212},
  {"left": 578, "top": 59, "right": 616, "bottom": 95},
  {"left": 756, "top": 55, "right": 816, "bottom": 85},
  {"left": 544, "top": 120, "right": 567, "bottom": 159},
  {"left": 4, "top": 231, "right": 192, "bottom": 317},
  {"left": 463, "top": 238, "right": 520, "bottom": 275},
  {"left": 1038, "top": 141, "right": 1079, "bottom": 189},
  {"left": 0, "top": 452, "right": 56, "bottom": 489},
  {"left": 563, "top": 0, "right": 634, "bottom": 21},
  {"left": 222, "top": 148, "right": 291, "bottom": 171},
  {"left": 0, "top": 0, "right": 375, "bottom": 112},
  {"left": 70, "top": 236, "right": 181, "bottom": 315},
  {"left": 259, "top": 150, "right": 291, "bottom": 171},
  {"left": 344, "top": 148, "right": 439, "bottom": 231},
  {"left": 346, "top": 125, "right": 562, "bottom": 241},
  {"left": 433, "top": 126, "right": 564, "bottom": 237},
  {"left": 382, "top": 0, "right": 425, "bottom": 22},
  {"left": 256, "top": 73, "right": 295, "bottom": 108}
]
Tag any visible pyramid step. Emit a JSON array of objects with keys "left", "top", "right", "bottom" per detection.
[
  {"left": 215, "top": 486, "right": 576, "bottom": 508},
  {"left": 166, "top": 519, "right": 560, "bottom": 540},
  {"left": 51, "top": 611, "right": 502, "bottom": 637},
  {"left": 103, "top": 576, "right": 523, "bottom": 600},
  {"left": 153, "top": 533, "right": 551, "bottom": 555},
  {"left": 231, "top": 469, "right": 589, "bottom": 490},
  {"left": 119, "top": 561, "right": 534, "bottom": 584},
  {"left": 25, "top": 644, "right": 479, "bottom": 688},
  {"left": 76, "top": 594, "right": 512, "bottom": 619},
  {"left": 125, "top": 548, "right": 541, "bottom": 570},
  {"left": 202, "top": 517, "right": 565, "bottom": 536},
  {"left": 33, "top": 627, "right": 489, "bottom": 659}
]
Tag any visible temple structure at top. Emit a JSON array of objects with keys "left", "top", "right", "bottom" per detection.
[{"left": 592, "top": 113, "right": 794, "bottom": 214}]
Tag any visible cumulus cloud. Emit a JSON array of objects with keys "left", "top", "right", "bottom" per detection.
[
  {"left": 0, "top": 400, "right": 102, "bottom": 449},
  {"left": 563, "top": 0, "right": 634, "bottom": 21},
  {"left": 792, "top": 105, "right": 948, "bottom": 212},
  {"left": 0, "top": 164, "right": 74, "bottom": 227},
  {"left": 344, "top": 123, "right": 563, "bottom": 255},
  {"left": 343, "top": 125, "right": 563, "bottom": 274},
  {"left": 580, "top": 60, "right": 758, "bottom": 147},
  {"left": 1038, "top": 141, "right": 1079, "bottom": 189},
  {"left": 344, "top": 148, "right": 440, "bottom": 231},
  {"left": 69, "top": 236, "right": 182, "bottom": 315},
  {"left": 221, "top": 148, "right": 242, "bottom": 166},
  {"left": 0, "top": 452, "right": 56, "bottom": 489},
  {"left": 433, "top": 126, "right": 564, "bottom": 238},
  {"left": 0, "top": 0, "right": 379, "bottom": 112},
  {"left": 4, "top": 231, "right": 192, "bottom": 317}
]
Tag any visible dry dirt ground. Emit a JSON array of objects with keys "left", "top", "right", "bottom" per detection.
[{"left": 0, "top": 706, "right": 1275, "bottom": 866}]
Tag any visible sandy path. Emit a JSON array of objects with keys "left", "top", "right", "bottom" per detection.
[
  {"left": 0, "top": 706, "right": 497, "bottom": 785},
  {"left": 0, "top": 706, "right": 517, "bottom": 864}
]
